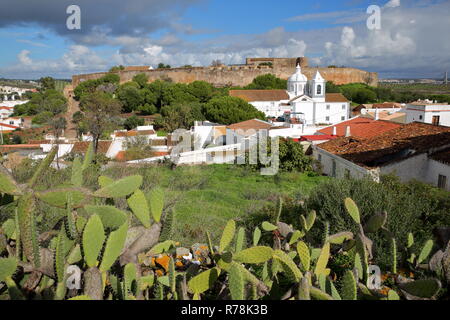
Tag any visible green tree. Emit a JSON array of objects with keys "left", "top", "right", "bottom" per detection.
[
  {"left": 244, "top": 74, "right": 287, "bottom": 90},
  {"left": 137, "top": 104, "right": 158, "bottom": 115},
  {"left": 133, "top": 73, "right": 149, "bottom": 88},
  {"left": 32, "top": 111, "right": 53, "bottom": 125},
  {"left": 79, "top": 92, "right": 122, "bottom": 154},
  {"left": 117, "top": 82, "right": 143, "bottom": 113},
  {"left": 326, "top": 81, "right": 341, "bottom": 93},
  {"left": 72, "top": 111, "right": 87, "bottom": 140},
  {"left": 202, "top": 96, "right": 266, "bottom": 125},
  {"left": 353, "top": 88, "right": 377, "bottom": 104},
  {"left": 157, "top": 63, "right": 171, "bottom": 69},
  {"left": 124, "top": 115, "right": 145, "bottom": 130},
  {"left": 109, "top": 65, "right": 125, "bottom": 72},
  {"left": 187, "top": 81, "right": 215, "bottom": 103},
  {"left": 155, "top": 103, "right": 205, "bottom": 132},
  {"left": 278, "top": 138, "right": 312, "bottom": 172},
  {"left": 39, "top": 77, "right": 56, "bottom": 91}
]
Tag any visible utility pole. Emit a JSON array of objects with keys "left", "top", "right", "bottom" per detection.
[{"left": 445, "top": 71, "right": 448, "bottom": 85}]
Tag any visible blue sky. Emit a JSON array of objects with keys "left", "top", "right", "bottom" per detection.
[{"left": 0, "top": 0, "right": 449, "bottom": 79}]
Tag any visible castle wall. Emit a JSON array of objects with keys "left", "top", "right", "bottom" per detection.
[{"left": 72, "top": 57, "right": 378, "bottom": 88}]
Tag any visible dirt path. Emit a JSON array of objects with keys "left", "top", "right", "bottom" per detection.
[{"left": 63, "top": 85, "right": 80, "bottom": 141}]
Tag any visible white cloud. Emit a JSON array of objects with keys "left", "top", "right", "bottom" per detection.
[
  {"left": 384, "top": 0, "right": 401, "bottom": 8},
  {"left": 18, "top": 50, "right": 32, "bottom": 65}
]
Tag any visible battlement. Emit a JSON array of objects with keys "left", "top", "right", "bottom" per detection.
[{"left": 72, "top": 57, "right": 378, "bottom": 88}]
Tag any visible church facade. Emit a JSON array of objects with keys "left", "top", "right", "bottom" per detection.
[{"left": 230, "top": 64, "right": 350, "bottom": 126}]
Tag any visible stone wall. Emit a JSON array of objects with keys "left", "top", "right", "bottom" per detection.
[{"left": 72, "top": 57, "right": 378, "bottom": 88}]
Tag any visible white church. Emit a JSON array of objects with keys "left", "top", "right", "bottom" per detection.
[{"left": 230, "top": 64, "right": 350, "bottom": 126}]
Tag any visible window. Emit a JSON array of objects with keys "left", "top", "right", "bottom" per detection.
[
  {"left": 326, "top": 116, "right": 330, "bottom": 122},
  {"left": 342, "top": 104, "right": 346, "bottom": 110},
  {"left": 317, "top": 85, "right": 322, "bottom": 95},
  {"left": 9, "top": 121, "right": 13, "bottom": 125},
  {"left": 318, "top": 154, "right": 322, "bottom": 162},
  {"left": 432, "top": 116, "right": 440, "bottom": 126},
  {"left": 326, "top": 105, "right": 330, "bottom": 110},
  {"left": 438, "top": 175, "right": 447, "bottom": 189},
  {"left": 419, "top": 115, "right": 423, "bottom": 120}
]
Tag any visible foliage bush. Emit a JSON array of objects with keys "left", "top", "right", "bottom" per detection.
[{"left": 0, "top": 147, "right": 448, "bottom": 301}]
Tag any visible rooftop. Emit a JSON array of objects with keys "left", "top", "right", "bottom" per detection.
[
  {"left": 114, "top": 129, "right": 155, "bottom": 138},
  {"left": 318, "top": 117, "right": 401, "bottom": 138},
  {"left": 72, "top": 141, "right": 112, "bottom": 154},
  {"left": 363, "top": 111, "right": 407, "bottom": 124},
  {"left": 370, "top": 102, "right": 403, "bottom": 109},
  {"left": 300, "top": 135, "right": 338, "bottom": 142},
  {"left": 325, "top": 93, "right": 349, "bottom": 103},
  {"left": 318, "top": 122, "right": 450, "bottom": 168},
  {"left": 227, "top": 119, "right": 273, "bottom": 134}
]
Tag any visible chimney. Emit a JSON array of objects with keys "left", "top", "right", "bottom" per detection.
[
  {"left": 332, "top": 126, "right": 337, "bottom": 136},
  {"left": 375, "top": 109, "right": 380, "bottom": 121},
  {"left": 345, "top": 126, "right": 351, "bottom": 137}
]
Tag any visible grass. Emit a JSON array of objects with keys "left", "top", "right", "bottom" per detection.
[{"left": 102, "top": 164, "right": 327, "bottom": 246}]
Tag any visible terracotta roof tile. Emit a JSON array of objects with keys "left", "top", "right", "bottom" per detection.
[
  {"left": 325, "top": 93, "right": 349, "bottom": 103},
  {"left": 371, "top": 102, "right": 402, "bottom": 109},
  {"left": 0, "top": 123, "right": 20, "bottom": 129},
  {"left": 227, "top": 119, "right": 273, "bottom": 133},
  {"left": 229, "top": 90, "right": 289, "bottom": 102},
  {"left": 300, "top": 135, "right": 338, "bottom": 141},
  {"left": 318, "top": 117, "right": 401, "bottom": 138},
  {"left": 115, "top": 130, "right": 155, "bottom": 137},
  {"left": 318, "top": 122, "right": 450, "bottom": 168},
  {"left": 72, "top": 141, "right": 111, "bottom": 154}
]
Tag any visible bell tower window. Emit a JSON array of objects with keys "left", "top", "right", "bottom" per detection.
[{"left": 317, "top": 85, "right": 322, "bottom": 95}]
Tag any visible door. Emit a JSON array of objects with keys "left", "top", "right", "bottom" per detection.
[{"left": 432, "top": 116, "right": 440, "bottom": 126}]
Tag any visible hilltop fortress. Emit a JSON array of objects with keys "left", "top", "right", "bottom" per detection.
[{"left": 71, "top": 57, "right": 378, "bottom": 88}]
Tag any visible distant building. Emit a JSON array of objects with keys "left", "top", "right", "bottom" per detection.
[
  {"left": 229, "top": 64, "right": 350, "bottom": 125},
  {"left": 313, "top": 122, "right": 450, "bottom": 190},
  {"left": 406, "top": 101, "right": 450, "bottom": 127}
]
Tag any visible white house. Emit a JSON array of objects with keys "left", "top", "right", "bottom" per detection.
[
  {"left": 0, "top": 107, "right": 14, "bottom": 119},
  {"left": 229, "top": 64, "right": 350, "bottom": 126},
  {"left": 313, "top": 122, "right": 450, "bottom": 191},
  {"left": 406, "top": 101, "right": 450, "bottom": 127}
]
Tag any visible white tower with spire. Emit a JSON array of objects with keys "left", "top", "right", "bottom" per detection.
[
  {"left": 287, "top": 63, "right": 308, "bottom": 97},
  {"left": 310, "top": 70, "right": 325, "bottom": 102}
]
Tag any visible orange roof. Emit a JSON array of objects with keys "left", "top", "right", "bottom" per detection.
[
  {"left": 318, "top": 122, "right": 450, "bottom": 168},
  {"left": 0, "top": 123, "right": 20, "bottom": 129},
  {"left": 318, "top": 117, "right": 401, "bottom": 139},
  {"left": 325, "top": 93, "right": 349, "bottom": 103},
  {"left": 0, "top": 144, "right": 40, "bottom": 148},
  {"left": 371, "top": 102, "right": 402, "bottom": 109},
  {"left": 229, "top": 90, "right": 289, "bottom": 102},
  {"left": 0, "top": 144, "right": 41, "bottom": 153},
  {"left": 115, "top": 151, "right": 127, "bottom": 162},
  {"left": 115, "top": 130, "right": 155, "bottom": 137},
  {"left": 227, "top": 119, "right": 272, "bottom": 133},
  {"left": 72, "top": 141, "right": 111, "bottom": 154}
]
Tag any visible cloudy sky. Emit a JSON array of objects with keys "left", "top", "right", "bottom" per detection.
[{"left": 0, "top": 0, "right": 449, "bottom": 79}]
